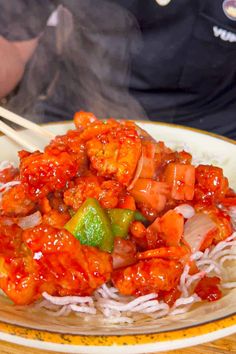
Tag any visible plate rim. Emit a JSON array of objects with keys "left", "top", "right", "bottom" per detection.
[
  {"left": 0, "top": 314, "right": 234, "bottom": 350},
  {"left": 42, "top": 119, "right": 236, "bottom": 145}
]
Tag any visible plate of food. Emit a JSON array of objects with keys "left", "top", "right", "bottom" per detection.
[{"left": 0, "top": 112, "right": 235, "bottom": 354}]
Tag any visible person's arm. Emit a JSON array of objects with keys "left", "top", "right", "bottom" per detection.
[{"left": 0, "top": 35, "right": 39, "bottom": 99}]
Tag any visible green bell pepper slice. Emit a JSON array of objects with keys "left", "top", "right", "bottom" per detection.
[
  {"left": 134, "top": 210, "right": 148, "bottom": 223},
  {"left": 107, "top": 208, "right": 135, "bottom": 239},
  {"left": 64, "top": 198, "right": 114, "bottom": 253}
]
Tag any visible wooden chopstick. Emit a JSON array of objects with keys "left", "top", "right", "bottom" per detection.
[
  {"left": 0, "top": 107, "right": 55, "bottom": 139},
  {"left": 0, "top": 120, "right": 39, "bottom": 152}
]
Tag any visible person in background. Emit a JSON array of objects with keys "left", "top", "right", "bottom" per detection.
[{"left": 0, "top": 0, "right": 236, "bottom": 139}]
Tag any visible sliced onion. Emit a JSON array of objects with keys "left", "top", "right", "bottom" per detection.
[
  {"left": 183, "top": 213, "right": 217, "bottom": 253},
  {"left": 175, "top": 204, "right": 195, "bottom": 219},
  {"left": 136, "top": 126, "right": 156, "bottom": 142},
  {"left": 0, "top": 217, "right": 14, "bottom": 226},
  {"left": 127, "top": 152, "right": 144, "bottom": 191},
  {"left": 112, "top": 238, "right": 137, "bottom": 269},
  {"left": 17, "top": 211, "right": 42, "bottom": 230},
  {"left": 112, "top": 254, "right": 136, "bottom": 270}
]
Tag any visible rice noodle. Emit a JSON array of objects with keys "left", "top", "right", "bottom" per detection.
[
  {"left": 44, "top": 306, "right": 72, "bottom": 317},
  {"left": 35, "top": 230, "right": 236, "bottom": 323},
  {"left": 190, "top": 251, "right": 204, "bottom": 261},
  {"left": 196, "top": 259, "right": 222, "bottom": 274},
  {"left": 211, "top": 249, "right": 236, "bottom": 260},
  {"left": 42, "top": 292, "right": 94, "bottom": 305},
  {"left": 70, "top": 304, "right": 96, "bottom": 315},
  {"left": 38, "top": 227, "right": 235, "bottom": 322},
  {"left": 99, "top": 283, "right": 120, "bottom": 300},
  {"left": 0, "top": 161, "right": 15, "bottom": 171},
  {"left": 97, "top": 293, "right": 159, "bottom": 312},
  {"left": 0, "top": 180, "right": 20, "bottom": 192},
  {"left": 170, "top": 294, "right": 201, "bottom": 316}
]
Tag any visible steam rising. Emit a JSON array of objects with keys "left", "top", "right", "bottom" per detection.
[{"left": 6, "top": 0, "right": 147, "bottom": 122}]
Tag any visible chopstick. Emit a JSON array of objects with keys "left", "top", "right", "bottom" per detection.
[
  {"left": 0, "top": 120, "right": 39, "bottom": 152},
  {"left": 0, "top": 107, "right": 55, "bottom": 139}
]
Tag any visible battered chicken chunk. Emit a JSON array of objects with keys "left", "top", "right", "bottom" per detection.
[
  {"left": 0, "top": 223, "right": 112, "bottom": 305},
  {"left": 19, "top": 150, "right": 78, "bottom": 200},
  {"left": 64, "top": 175, "right": 124, "bottom": 210},
  {"left": 0, "top": 184, "right": 35, "bottom": 217},
  {"left": 85, "top": 121, "right": 142, "bottom": 186},
  {"left": 112, "top": 258, "right": 183, "bottom": 296}
]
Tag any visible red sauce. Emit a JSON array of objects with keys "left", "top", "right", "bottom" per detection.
[
  {"left": 0, "top": 113, "right": 233, "bottom": 305},
  {"left": 160, "top": 288, "right": 181, "bottom": 307},
  {"left": 0, "top": 166, "right": 18, "bottom": 184},
  {"left": 0, "top": 223, "right": 112, "bottom": 305},
  {"left": 195, "top": 276, "right": 222, "bottom": 302}
]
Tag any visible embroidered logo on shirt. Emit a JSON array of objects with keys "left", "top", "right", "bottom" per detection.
[
  {"left": 213, "top": 25, "right": 236, "bottom": 42},
  {"left": 223, "top": 0, "right": 236, "bottom": 21},
  {"left": 155, "top": 0, "right": 172, "bottom": 6}
]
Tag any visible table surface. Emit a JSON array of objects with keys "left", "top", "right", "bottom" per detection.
[{"left": 0, "top": 334, "right": 235, "bottom": 354}]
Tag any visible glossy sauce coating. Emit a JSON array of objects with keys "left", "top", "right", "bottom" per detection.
[{"left": 0, "top": 112, "right": 234, "bottom": 305}]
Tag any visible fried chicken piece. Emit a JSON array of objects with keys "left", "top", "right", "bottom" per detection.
[
  {"left": 79, "top": 119, "right": 119, "bottom": 141},
  {"left": 64, "top": 175, "right": 124, "bottom": 210},
  {"left": 42, "top": 209, "right": 71, "bottom": 228},
  {"left": 63, "top": 175, "right": 102, "bottom": 210},
  {"left": 0, "top": 223, "right": 23, "bottom": 257},
  {"left": 0, "top": 224, "right": 112, "bottom": 305},
  {"left": 0, "top": 165, "right": 19, "bottom": 184},
  {"left": 73, "top": 111, "right": 98, "bottom": 130},
  {"left": 0, "top": 184, "right": 35, "bottom": 217},
  {"left": 0, "top": 222, "right": 39, "bottom": 305},
  {"left": 86, "top": 121, "right": 142, "bottom": 186},
  {"left": 19, "top": 150, "right": 78, "bottom": 200},
  {"left": 45, "top": 129, "right": 88, "bottom": 171},
  {"left": 19, "top": 126, "right": 91, "bottom": 201},
  {"left": 23, "top": 225, "right": 112, "bottom": 298},
  {"left": 194, "top": 165, "right": 229, "bottom": 205},
  {"left": 98, "top": 180, "right": 124, "bottom": 208},
  {"left": 112, "top": 258, "right": 183, "bottom": 296}
]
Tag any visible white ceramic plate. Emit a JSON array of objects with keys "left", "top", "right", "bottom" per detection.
[{"left": 0, "top": 121, "right": 235, "bottom": 354}]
